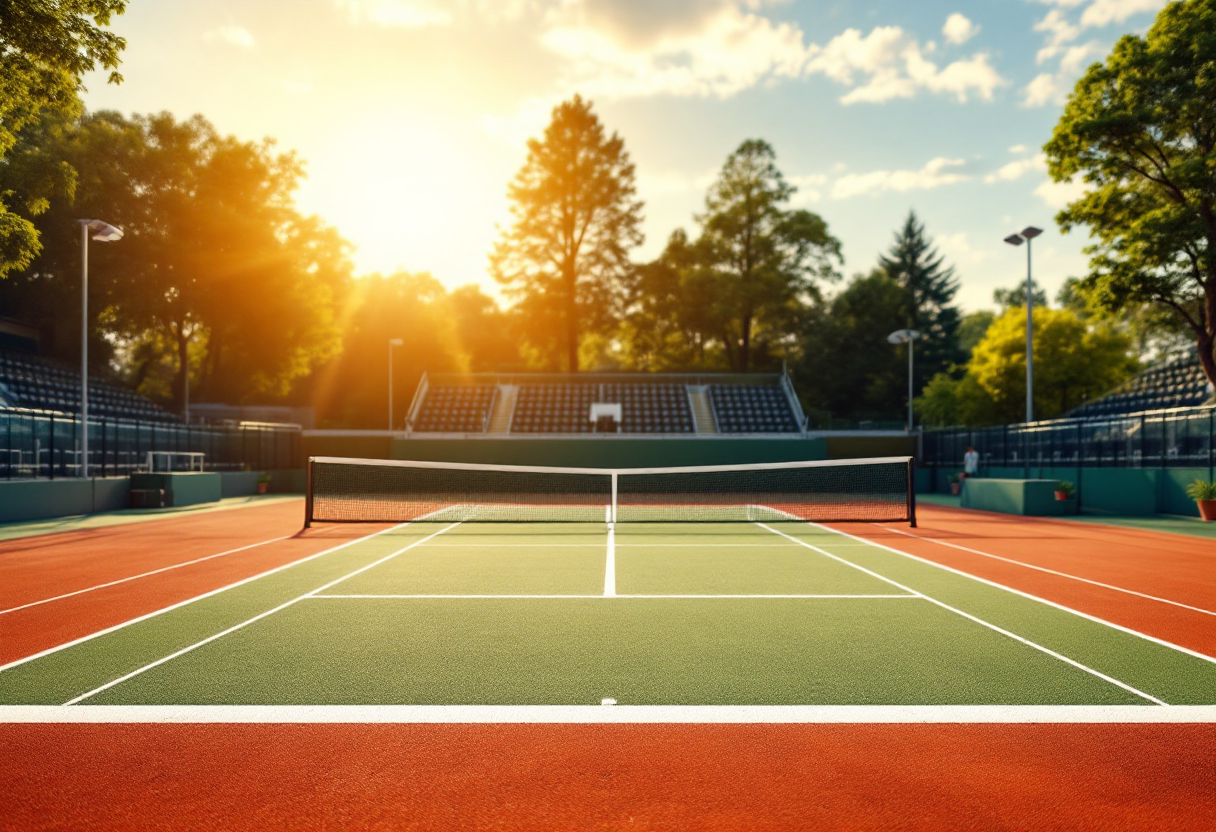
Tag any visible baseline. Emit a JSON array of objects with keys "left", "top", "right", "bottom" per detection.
[{"left": 5, "top": 704, "right": 1215, "bottom": 723}]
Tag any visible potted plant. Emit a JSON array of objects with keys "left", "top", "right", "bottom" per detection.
[
  {"left": 1054, "top": 480, "right": 1075, "bottom": 502},
  {"left": 1185, "top": 479, "right": 1216, "bottom": 521},
  {"left": 947, "top": 473, "right": 961, "bottom": 496},
  {"left": 256, "top": 471, "right": 273, "bottom": 494}
]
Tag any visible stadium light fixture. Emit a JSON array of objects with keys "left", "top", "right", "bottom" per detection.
[
  {"left": 1004, "top": 226, "right": 1043, "bottom": 423},
  {"left": 77, "top": 219, "right": 124, "bottom": 478},
  {"left": 887, "top": 329, "right": 921, "bottom": 433},
  {"left": 388, "top": 338, "right": 404, "bottom": 432}
]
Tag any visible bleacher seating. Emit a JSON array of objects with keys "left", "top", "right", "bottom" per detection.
[
  {"left": 1068, "top": 355, "right": 1212, "bottom": 419},
  {"left": 411, "top": 384, "right": 496, "bottom": 433},
  {"left": 0, "top": 350, "right": 177, "bottom": 422},
  {"left": 511, "top": 384, "right": 598, "bottom": 433},
  {"left": 709, "top": 384, "right": 800, "bottom": 433},
  {"left": 602, "top": 383, "right": 694, "bottom": 433}
]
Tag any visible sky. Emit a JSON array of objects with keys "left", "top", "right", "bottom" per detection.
[{"left": 79, "top": 0, "right": 1171, "bottom": 314}]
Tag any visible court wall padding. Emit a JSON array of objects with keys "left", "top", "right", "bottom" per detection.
[
  {"left": 0, "top": 477, "right": 130, "bottom": 523},
  {"left": 129, "top": 472, "right": 222, "bottom": 508}
]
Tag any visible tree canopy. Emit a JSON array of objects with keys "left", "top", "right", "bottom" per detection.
[
  {"left": 919, "top": 307, "right": 1138, "bottom": 426},
  {"left": 698, "top": 140, "right": 841, "bottom": 372},
  {"left": 0, "top": 0, "right": 127, "bottom": 278},
  {"left": 491, "top": 95, "right": 643, "bottom": 372},
  {"left": 1045, "top": 0, "right": 1216, "bottom": 384},
  {"left": 878, "top": 211, "right": 963, "bottom": 389}
]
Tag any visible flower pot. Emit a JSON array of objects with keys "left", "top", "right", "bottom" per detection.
[
  {"left": 949, "top": 483, "right": 960, "bottom": 496},
  {"left": 257, "top": 482, "right": 269, "bottom": 494},
  {"left": 1197, "top": 499, "right": 1216, "bottom": 522},
  {"left": 1055, "top": 490, "right": 1071, "bottom": 501}
]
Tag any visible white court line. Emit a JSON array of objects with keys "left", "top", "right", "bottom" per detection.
[
  {"left": 307, "top": 594, "right": 918, "bottom": 600},
  {"left": 0, "top": 522, "right": 418, "bottom": 675},
  {"left": 63, "top": 523, "right": 459, "bottom": 706},
  {"left": 877, "top": 524, "right": 1216, "bottom": 617},
  {"left": 604, "top": 523, "right": 616, "bottom": 597},
  {"left": 757, "top": 523, "right": 1168, "bottom": 706},
  {"left": 0, "top": 535, "right": 294, "bottom": 616},
  {"left": 819, "top": 522, "right": 1216, "bottom": 667},
  {"left": 4, "top": 704, "right": 1214, "bottom": 724}
]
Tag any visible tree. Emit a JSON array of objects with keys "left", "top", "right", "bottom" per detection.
[
  {"left": 993, "top": 281, "right": 1048, "bottom": 310},
  {"left": 877, "top": 212, "right": 963, "bottom": 390},
  {"left": 448, "top": 284, "right": 523, "bottom": 372},
  {"left": 794, "top": 270, "right": 907, "bottom": 423},
  {"left": 699, "top": 140, "right": 841, "bottom": 372},
  {"left": 1044, "top": 0, "right": 1216, "bottom": 385},
  {"left": 918, "top": 307, "right": 1138, "bottom": 426},
  {"left": 490, "top": 95, "right": 643, "bottom": 372},
  {"left": 957, "top": 310, "right": 995, "bottom": 358},
  {"left": 0, "top": 0, "right": 127, "bottom": 278},
  {"left": 0, "top": 109, "right": 345, "bottom": 411}
]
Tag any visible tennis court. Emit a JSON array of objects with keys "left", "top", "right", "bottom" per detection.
[{"left": 2, "top": 458, "right": 1214, "bottom": 829}]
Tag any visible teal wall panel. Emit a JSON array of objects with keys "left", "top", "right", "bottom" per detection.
[
  {"left": 129, "top": 472, "right": 222, "bottom": 508},
  {"left": 0, "top": 477, "right": 130, "bottom": 523}
]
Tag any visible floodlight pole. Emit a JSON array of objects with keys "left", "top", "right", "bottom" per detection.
[
  {"left": 76, "top": 219, "right": 123, "bottom": 478},
  {"left": 388, "top": 339, "right": 404, "bottom": 432},
  {"left": 906, "top": 336, "right": 915, "bottom": 433},
  {"left": 1004, "top": 226, "right": 1042, "bottom": 424},
  {"left": 79, "top": 222, "right": 89, "bottom": 478},
  {"left": 887, "top": 329, "right": 921, "bottom": 433}
]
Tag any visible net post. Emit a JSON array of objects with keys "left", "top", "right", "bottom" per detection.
[
  {"left": 610, "top": 472, "right": 618, "bottom": 525},
  {"left": 907, "top": 457, "right": 917, "bottom": 528},
  {"left": 304, "top": 457, "right": 314, "bottom": 529}
]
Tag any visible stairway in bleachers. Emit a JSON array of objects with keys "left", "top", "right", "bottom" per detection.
[
  {"left": 487, "top": 385, "right": 517, "bottom": 434},
  {"left": 688, "top": 387, "right": 717, "bottom": 434}
]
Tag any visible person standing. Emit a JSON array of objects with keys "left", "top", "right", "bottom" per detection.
[{"left": 962, "top": 446, "right": 980, "bottom": 480}]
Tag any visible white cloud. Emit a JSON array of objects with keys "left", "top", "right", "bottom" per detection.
[
  {"left": 1079, "top": 0, "right": 1168, "bottom": 28},
  {"left": 1008, "top": 144, "right": 1028, "bottom": 154},
  {"left": 540, "top": 1, "right": 811, "bottom": 99},
  {"left": 984, "top": 153, "right": 1046, "bottom": 183},
  {"left": 334, "top": 0, "right": 453, "bottom": 27},
  {"left": 831, "top": 157, "right": 970, "bottom": 199},
  {"left": 203, "top": 26, "right": 256, "bottom": 48},
  {"left": 1034, "top": 176, "right": 1089, "bottom": 208},
  {"left": 942, "top": 13, "right": 979, "bottom": 45},
  {"left": 1022, "top": 72, "right": 1063, "bottom": 107},
  {"left": 806, "top": 26, "right": 1005, "bottom": 104}
]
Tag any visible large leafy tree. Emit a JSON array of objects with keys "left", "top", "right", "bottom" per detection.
[
  {"left": 698, "top": 139, "right": 841, "bottom": 372},
  {"left": 794, "top": 270, "right": 907, "bottom": 424},
  {"left": 0, "top": 0, "right": 127, "bottom": 278},
  {"left": 877, "top": 211, "right": 964, "bottom": 391},
  {"left": 0, "top": 109, "right": 345, "bottom": 411},
  {"left": 491, "top": 95, "right": 643, "bottom": 372},
  {"left": 918, "top": 307, "right": 1138, "bottom": 426},
  {"left": 1044, "top": 0, "right": 1216, "bottom": 384}
]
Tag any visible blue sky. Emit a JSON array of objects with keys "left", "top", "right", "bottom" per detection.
[{"left": 80, "top": 0, "right": 1170, "bottom": 312}]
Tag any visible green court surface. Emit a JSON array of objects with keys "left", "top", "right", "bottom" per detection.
[{"left": 3, "top": 521, "right": 1214, "bottom": 708}]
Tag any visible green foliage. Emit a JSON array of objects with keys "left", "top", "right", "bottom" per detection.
[
  {"left": 917, "top": 307, "right": 1139, "bottom": 426},
  {"left": 878, "top": 212, "right": 963, "bottom": 388},
  {"left": 491, "top": 95, "right": 643, "bottom": 372},
  {"left": 993, "top": 281, "right": 1048, "bottom": 310},
  {"left": 0, "top": 109, "right": 346, "bottom": 411},
  {"left": 794, "top": 270, "right": 906, "bottom": 422},
  {"left": 957, "top": 310, "right": 995, "bottom": 358},
  {"left": 1185, "top": 479, "right": 1216, "bottom": 501},
  {"left": 0, "top": 0, "right": 127, "bottom": 278},
  {"left": 697, "top": 140, "right": 841, "bottom": 372},
  {"left": 1044, "top": 0, "right": 1216, "bottom": 384},
  {"left": 1056, "top": 481, "right": 1076, "bottom": 498}
]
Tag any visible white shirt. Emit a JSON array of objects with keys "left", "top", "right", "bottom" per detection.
[{"left": 963, "top": 450, "right": 980, "bottom": 475}]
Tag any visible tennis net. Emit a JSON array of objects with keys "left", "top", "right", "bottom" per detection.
[{"left": 305, "top": 456, "right": 916, "bottom": 526}]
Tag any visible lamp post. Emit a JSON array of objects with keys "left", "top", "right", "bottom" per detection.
[
  {"left": 1003, "top": 226, "right": 1043, "bottom": 423},
  {"left": 77, "top": 219, "right": 124, "bottom": 478},
  {"left": 887, "top": 329, "right": 922, "bottom": 432},
  {"left": 388, "top": 338, "right": 404, "bottom": 432}
]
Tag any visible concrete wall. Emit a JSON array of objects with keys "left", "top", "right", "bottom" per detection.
[
  {"left": 0, "top": 477, "right": 130, "bottom": 523},
  {"left": 924, "top": 463, "right": 1214, "bottom": 518},
  {"left": 129, "top": 472, "right": 222, "bottom": 508},
  {"left": 220, "top": 471, "right": 259, "bottom": 498}
]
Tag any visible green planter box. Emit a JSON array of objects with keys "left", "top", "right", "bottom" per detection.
[
  {"left": 129, "top": 472, "right": 222, "bottom": 508},
  {"left": 960, "top": 478, "right": 1073, "bottom": 517}
]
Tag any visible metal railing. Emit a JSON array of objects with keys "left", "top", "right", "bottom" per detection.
[
  {"left": 922, "top": 405, "right": 1216, "bottom": 469},
  {"left": 0, "top": 408, "right": 302, "bottom": 479}
]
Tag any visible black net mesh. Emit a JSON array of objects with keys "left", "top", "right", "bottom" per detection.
[{"left": 308, "top": 458, "right": 912, "bottom": 525}]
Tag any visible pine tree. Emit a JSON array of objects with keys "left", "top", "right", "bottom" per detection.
[{"left": 878, "top": 212, "right": 964, "bottom": 392}]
